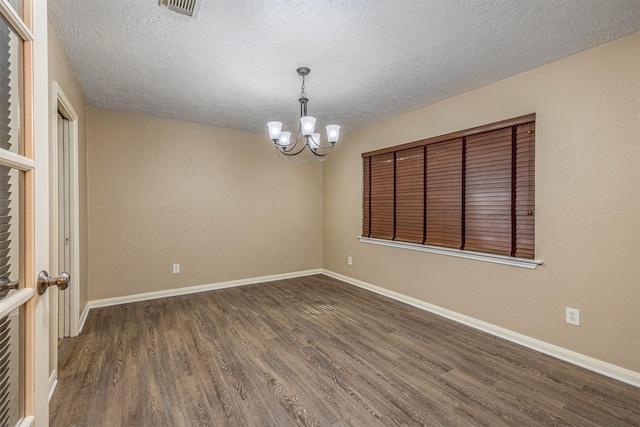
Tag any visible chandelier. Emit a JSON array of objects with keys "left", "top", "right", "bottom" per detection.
[{"left": 267, "top": 67, "right": 340, "bottom": 162}]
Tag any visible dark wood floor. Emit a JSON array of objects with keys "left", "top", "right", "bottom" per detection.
[{"left": 50, "top": 275, "right": 639, "bottom": 426}]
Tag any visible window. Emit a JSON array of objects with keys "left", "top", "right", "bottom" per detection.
[{"left": 362, "top": 114, "right": 535, "bottom": 261}]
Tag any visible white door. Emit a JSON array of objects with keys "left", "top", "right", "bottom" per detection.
[
  {"left": 57, "top": 112, "right": 70, "bottom": 339},
  {"left": 0, "top": 0, "right": 53, "bottom": 425}
]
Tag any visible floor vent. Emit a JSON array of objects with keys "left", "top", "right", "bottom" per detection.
[{"left": 163, "top": 0, "right": 202, "bottom": 18}]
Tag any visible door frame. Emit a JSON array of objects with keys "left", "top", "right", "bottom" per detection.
[
  {"left": 50, "top": 81, "right": 80, "bottom": 341},
  {"left": 34, "top": 0, "right": 52, "bottom": 423}
]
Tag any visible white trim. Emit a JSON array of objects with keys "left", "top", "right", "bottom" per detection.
[
  {"left": 78, "top": 303, "right": 90, "bottom": 334},
  {"left": 0, "top": 150, "right": 35, "bottom": 171},
  {"left": 51, "top": 82, "right": 81, "bottom": 338},
  {"left": 33, "top": 0, "right": 52, "bottom": 422},
  {"left": 85, "top": 269, "right": 323, "bottom": 310},
  {"left": 15, "top": 416, "right": 35, "bottom": 427},
  {"left": 0, "top": 0, "right": 33, "bottom": 41},
  {"left": 322, "top": 269, "right": 640, "bottom": 388},
  {"left": 0, "top": 288, "right": 35, "bottom": 319},
  {"left": 53, "top": 82, "right": 78, "bottom": 121},
  {"left": 48, "top": 370, "right": 57, "bottom": 401},
  {"left": 68, "top": 116, "right": 81, "bottom": 337},
  {"left": 358, "top": 236, "right": 542, "bottom": 269}
]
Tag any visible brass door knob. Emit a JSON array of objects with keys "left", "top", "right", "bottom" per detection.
[{"left": 37, "top": 271, "right": 70, "bottom": 295}]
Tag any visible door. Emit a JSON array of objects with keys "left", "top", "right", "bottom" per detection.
[
  {"left": 0, "top": 0, "right": 53, "bottom": 425},
  {"left": 51, "top": 85, "right": 79, "bottom": 384},
  {"left": 57, "top": 112, "right": 70, "bottom": 339}
]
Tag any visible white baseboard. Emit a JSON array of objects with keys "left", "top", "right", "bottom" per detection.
[
  {"left": 78, "top": 303, "right": 90, "bottom": 334},
  {"left": 75, "top": 267, "right": 638, "bottom": 387},
  {"left": 321, "top": 269, "right": 640, "bottom": 388},
  {"left": 79, "top": 269, "right": 323, "bottom": 333},
  {"left": 48, "top": 370, "right": 57, "bottom": 401}
]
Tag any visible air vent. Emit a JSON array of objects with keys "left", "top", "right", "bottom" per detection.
[{"left": 164, "top": 0, "right": 202, "bottom": 18}]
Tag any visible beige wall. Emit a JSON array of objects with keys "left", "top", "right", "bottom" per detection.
[
  {"left": 48, "top": 25, "right": 89, "bottom": 377},
  {"left": 322, "top": 34, "right": 640, "bottom": 372},
  {"left": 87, "top": 107, "right": 322, "bottom": 301}
]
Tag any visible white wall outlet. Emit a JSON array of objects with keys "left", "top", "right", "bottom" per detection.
[
  {"left": 566, "top": 307, "right": 580, "bottom": 326},
  {"left": 347, "top": 256, "right": 353, "bottom": 265},
  {"left": 172, "top": 263, "right": 180, "bottom": 274}
]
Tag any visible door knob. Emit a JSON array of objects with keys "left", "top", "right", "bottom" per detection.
[{"left": 37, "top": 271, "right": 70, "bottom": 295}]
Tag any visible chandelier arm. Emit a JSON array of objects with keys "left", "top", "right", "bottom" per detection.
[
  {"left": 311, "top": 141, "right": 336, "bottom": 150},
  {"left": 274, "top": 130, "right": 335, "bottom": 155},
  {"left": 308, "top": 134, "right": 336, "bottom": 150},
  {"left": 275, "top": 146, "right": 318, "bottom": 163},
  {"left": 276, "top": 143, "right": 308, "bottom": 157},
  {"left": 276, "top": 133, "right": 334, "bottom": 158},
  {"left": 286, "top": 154, "right": 317, "bottom": 163},
  {"left": 275, "top": 136, "right": 300, "bottom": 152},
  {"left": 276, "top": 127, "right": 305, "bottom": 154},
  {"left": 275, "top": 146, "right": 316, "bottom": 162},
  {"left": 308, "top": 147, "right": 334, "bottom": 157},
  {"left": 274, "top": 136, "right": 333, "bottom": 160}
]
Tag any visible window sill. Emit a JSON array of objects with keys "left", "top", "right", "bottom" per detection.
[{"left": 358, "top": 237, "right": 542, "bottom": 269}]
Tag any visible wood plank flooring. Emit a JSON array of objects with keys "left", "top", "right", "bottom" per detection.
[{"left": 50, "top": 275, "right": 640, "bottom": 426}]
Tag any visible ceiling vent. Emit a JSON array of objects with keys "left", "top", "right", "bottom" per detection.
[{"left": 161, "top": 0, "right": 202, "bottom": 18}]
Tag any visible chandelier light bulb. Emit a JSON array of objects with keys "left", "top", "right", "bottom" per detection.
[
  {"left": 267, "top": 121, "right": 282, "bottom": 141},
  {"left": 279, "top": 131, "right": 291, "bottom": 146},
  {"left": 326, "top": 124, "right": 340, "bottom": 143},
  {"left": 300, "top": 116, "right": 316, "bottom": 136},
  {"left": 309, "top": 133, "right": 321, "bottom": 150}
]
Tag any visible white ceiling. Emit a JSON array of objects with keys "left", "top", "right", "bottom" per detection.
[{"left": 48, "top": 0, "right": 639, "bottom": 136}]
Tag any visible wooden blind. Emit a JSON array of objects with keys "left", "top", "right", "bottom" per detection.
[
  {"left": 369, "top": 152, "right": 394, "bottom": 240},
  {"left": 465, "top": 128, "right": 512, "bottom": 255},
  {"left": 515, "top": 123, "right": 535, "bottom": 258},
  {"left": 362, "top": 114, "right": 535, "bottom": 259},
  {"left": 395, "top": 147, "right": 424, "bottom": 243},
  {"left": 425, "top": 139, "right": 462, "bottom": 249},
  {"left": 362, "top": 157, "right": 370, "bottom": 237}
]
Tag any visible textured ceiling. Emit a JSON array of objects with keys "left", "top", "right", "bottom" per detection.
[{"left": 48, "top": 0, "right": 639, "bottom": 135}]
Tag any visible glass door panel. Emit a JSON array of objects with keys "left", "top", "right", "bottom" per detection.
[
  {"left": 0, "top": 14, "right": 24, "bottom": 156},
  {"left": 0, "top": 305, "right": 23, "bottom": 427},
  {"left": 0, "top": 163, "right": 24, "bottom": 426}
]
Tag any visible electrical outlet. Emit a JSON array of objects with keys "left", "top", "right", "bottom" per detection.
[
  {"left": 566, "top": 307, "right": 580, "bottom": 326},
  {"left": 347, "top": 256, "right": 352, "bottom": 265},
  {"left": 172, "top": 263, "right": 180, "bottom": 274}
]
